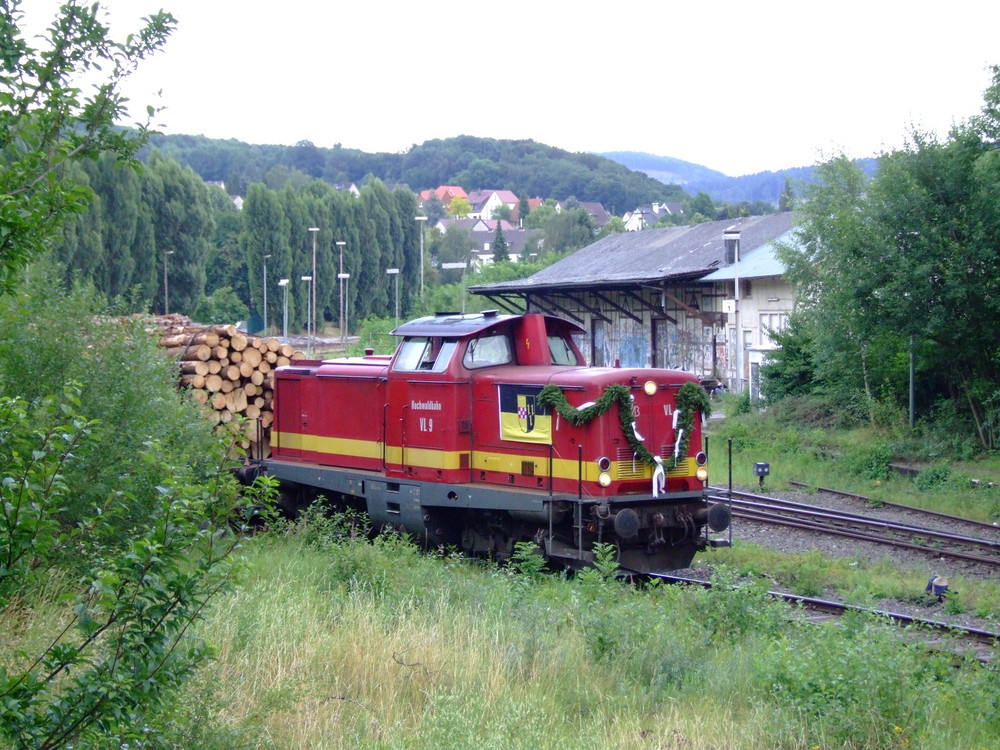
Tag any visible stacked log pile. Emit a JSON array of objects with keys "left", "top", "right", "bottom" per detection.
[{"left": 151, "top": 315, "right": 306, "bottom": 457}]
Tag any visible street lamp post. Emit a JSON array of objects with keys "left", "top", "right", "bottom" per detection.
[
  {"left": 723, "top": 228, "right": 741, "bottom": 394},
  {"left": 308, "top": 227, "right": 319, "bottom": 354},
  {"left": 278, "top": 278, "right": 289, "bottom": 340},
  {"left": 415, "top": 216, "right": 428, "bottom": 298},
  {"left": 386, "top": 268, "right": 400, "bottom": 328},
  {"left": 336, "top": 241, "right": 347, "bottom": 351},
  {"left": 301, "top": 275, "right": 313, "bottom": 356},
  {"left": 441, "top": 262, "right": 467, "bottom": 313},
  {"left": 262, "top": 254, "right": 271, "bottom": 333},
  {"left": 338, "top": 271, "right": 350, "bottom": 351},
  {"left": 163, "top": 250, "right": 174, "bottom": 314}
]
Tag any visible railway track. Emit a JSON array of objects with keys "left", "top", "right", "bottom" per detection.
[
  {"left": 707, "top": 486, "right": 1000, "bottom": 568},
  {"left": 652, "top": 573, "right": 999, "bottom": 663},
  {"left": 788, "top": 480, "right": 1000, "bottom": 535}
]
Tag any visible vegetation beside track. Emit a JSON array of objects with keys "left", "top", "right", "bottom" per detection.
[
  {"left": 12, "top": 509, "right": 993, "bottom": 750},
  {"left": 706, "top": 394, "right": 1000, "bottom": 524}
]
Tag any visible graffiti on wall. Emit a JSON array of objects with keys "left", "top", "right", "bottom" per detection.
[{"left": 654, "top": 317, "right": 716, "bottom": 375}]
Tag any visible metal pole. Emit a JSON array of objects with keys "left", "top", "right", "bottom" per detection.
[
  {"left": 724, "top": 228, "right": 741, "bottom": 393},
  {"left": 416, "top": 216, "right": 428, "bottom": 299},
  {"left": 734, "top": 239, "right": 741, "bottom": 394},
  {"left": 308, "top": 227, "right": 319, "bottom": 354},
  {"left": 301, "top": 276, "right": 312, "bottom": 355},
  {"left": 262, "top": 254, "right": 271, "bottom": 333},
  {"left": 279, "top": 279, "right": 289, "bottom": 340},
  {"left": 163, "top": 250, "right": 173, "bottom": 314},
  {"left": 909, "top": 334, "right": 915, "bottom": 431},
  {"left": 336, "top": 241, "right": 346, "bottom": 351},
  {"left": 387, "top": 268, "right": 400, "bottom": 328}
]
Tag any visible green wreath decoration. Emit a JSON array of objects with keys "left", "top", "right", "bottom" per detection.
[
  {"left": 673, "top": 381, "right": 712, "bottom": 461},
  {"left": 536, "top": 381, "right": 712, "bottom": 468},
  {"left": 537, "top": 383, "right": 654, "bottom": 465}
]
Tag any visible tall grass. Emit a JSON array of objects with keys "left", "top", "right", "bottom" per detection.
[{"left": 96, "top": 514, "right": 998, "bottom": 750}]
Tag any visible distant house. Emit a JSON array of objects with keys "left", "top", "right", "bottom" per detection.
[
  {"left": 557, "top": 200, "right": 612, "bottom": 227},
  {"left": 418, "top": 185, "right": 469, "bottom": 207},
  {"left": 435, "top": 218, "right": 516, "bottom": 234},
  {"left": 334, "top": 182, "right": 361, "bottom": 197},
  {"left": 435, "top": 218, "right": 540, "bottom": 267},
  {"left": 623, "top": 202, "right": 682, "bottom": 231},
  {"left": 470, "top": 226, "right": 542, "bottom": 268},
  {"left": 204, "top": 180, "right": 243, "bottom": 210},
  {"left": 469, "top": 212, "right": 797, "bottom": 398},
  {"left": 467, "top": 189, "right": 519, "bottom": 220}
]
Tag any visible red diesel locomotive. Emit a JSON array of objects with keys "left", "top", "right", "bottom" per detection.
[{"left": 260, "top": 309, "right": 730, "bottom": 573}]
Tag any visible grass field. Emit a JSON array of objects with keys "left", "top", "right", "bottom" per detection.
[{"left": 24, "top": 507, "right": 984, "bottom": 750}]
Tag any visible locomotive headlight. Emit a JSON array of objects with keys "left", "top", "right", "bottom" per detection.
[
  {"left": 643, "top": 380, "right": 657, "bottom": 396},
  {"left": 598, "top": 472, "right": 612, "bottom": 487},
  {"left": 696, "top": 465, "right": 709, "bottom": 482}
]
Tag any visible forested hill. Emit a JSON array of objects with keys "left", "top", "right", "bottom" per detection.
[{"left": 141, "top": 134, "right": 688, "bottom": 213}]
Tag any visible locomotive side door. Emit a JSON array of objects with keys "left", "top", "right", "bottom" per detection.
[
  {"left": 271, "top": 369, "right": 317, "bottom": 463},
  {"left": 384, "top": 336, "right": 471, "bottom": 483}
]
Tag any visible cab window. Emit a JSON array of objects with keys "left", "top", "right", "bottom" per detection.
[
  {"left": 462, "top": 333, "right": 513, "bottom": 369},
  {"left": 548, "top": 334, "right": 581, "bottom": 365},
  {"left": 393, "top": 337, "right": 457, "bottom": 372}
]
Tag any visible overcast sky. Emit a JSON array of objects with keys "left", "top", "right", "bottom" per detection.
[{"left": 25, "top": 0, "right": 1000, "bottom": 177}]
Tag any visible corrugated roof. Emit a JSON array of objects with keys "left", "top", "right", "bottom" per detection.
[{"left": 470, "top": 212, "right": 796, "bottom": 294}]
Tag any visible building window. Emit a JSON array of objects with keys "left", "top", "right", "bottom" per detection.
[{"left": 759, "top": 312, "right": 790, "bottom": 345}]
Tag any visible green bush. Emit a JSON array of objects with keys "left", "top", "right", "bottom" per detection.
[
  {"left": 764, "top": 394, "right": 843, "bottom": 429},
  {"left": 0, "top": 389, "right": 271, "bottom": 747},
  {"left": 191, "top": 285, "right": 248, "bottom": 324},
  {"left": 0, "top": 264, "right": 223, "bottom": 560},
  {"left": 910, "top": 398, "right": 985, "bottom": 461},
  {"left": 725, "top": 390, "right": 752, "bottom": 417},
  {"left": 843, "top": 440, "right": 892, "bottom": 480},
  {"left": 915, "top": 461, "right": 953, "bottom": 491},
  {"left": 0, "top": 262, "right": 277, "bottom": 747},
  {"left": 709, "top": 417, "right": 763, "bottom": 453}
]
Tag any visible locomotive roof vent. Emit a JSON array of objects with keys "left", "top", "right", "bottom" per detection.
[{"left": 482, "top": 309, "right": 499, "bottom": 318}]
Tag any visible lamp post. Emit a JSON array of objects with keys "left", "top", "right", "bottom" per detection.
[
  {"left": 308, "top": 227, "right": 319, "bottom": 353},
  {"left": 338, "top": 271, "right": 350, "bottom": 351},
  {"left": 723, "top": 228, "right": 741, "bottom": 394},
  {"left": 278, "top": 278, "right": 289, "bottom": 340},
  {"left": 335, "top": 240, "right": 346, "bottom": 350},
  {"left": 441, "top": 262, "right": 467, "bottom": 313},
  {"left": 163, "top": 250, "right": 174, "bottom": 314},
  {"left": 301, "top": 275, "right": 313, "bottom": 357},
  {"left": 386, "top": 268, "right": 400, "bottom": 328},
  {"left": 415, "top": 216, "right": 428, "bottom": 298},
  {"left": 262, "top": 254, "right": 271, "bottom": 333}
]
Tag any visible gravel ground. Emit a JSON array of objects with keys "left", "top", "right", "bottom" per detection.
[{"left": 676, "top": 485, "right": 1000, "bottom": 634}]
